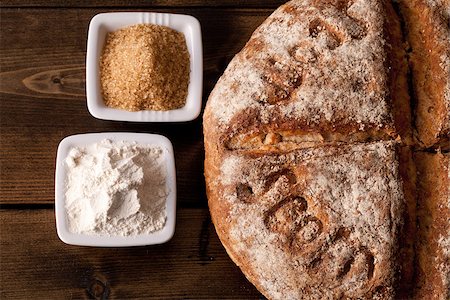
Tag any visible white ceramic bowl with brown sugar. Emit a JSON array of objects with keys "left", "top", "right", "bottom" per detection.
[{"left": 86, "top": 12, "right": 203, "bottom": 122}]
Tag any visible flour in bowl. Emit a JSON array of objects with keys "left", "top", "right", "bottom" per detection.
[{"left": 64, "top": 139, "right": 168, "bottom": 236}]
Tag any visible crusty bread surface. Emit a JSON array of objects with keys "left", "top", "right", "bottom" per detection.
[
  {"left": 400, "top": 0, "right": 450, "bottom": 148},
  {"left": 203, "top": 0, "right": 449, "bottom": 298},
  {"left": 414, "top": 152, "right": 450, "bottom": 300},
  {"left": 205, "top": 0, "right": 411, "bottom": 153},
  {"left": 205, "top": 141, "right": 404, "bottom": 299}
]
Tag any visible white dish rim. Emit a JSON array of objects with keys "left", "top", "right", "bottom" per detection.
[
  {"left": 55, "top": 132, "right": 177, "bottom": 247},
  {"left": 86, "top": 12, "right": 203, "bottom": 122}
]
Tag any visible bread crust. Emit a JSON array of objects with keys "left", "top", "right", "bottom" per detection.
[
  {"left": 414, "top": 152, "right": 450, "bottom": 300},
  {"left": 203, "top": 0, "right": 448, "bottom": 298},
  {"left": 205, "top": 141, "right": 404, "bottom": 299},
  {"left": 205, "top": 0, "right": 411, "bottom": 153},
  {"left": 399, "top": 0, "right": 450, "bottom": 148}
]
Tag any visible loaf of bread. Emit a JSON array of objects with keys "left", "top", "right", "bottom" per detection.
[{"left": 203, "top": 0, "right": 449, "bottom": 298}]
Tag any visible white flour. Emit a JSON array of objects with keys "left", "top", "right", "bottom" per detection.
[{"left": 64, "top": 139, "right": 168, "bottom": 236}]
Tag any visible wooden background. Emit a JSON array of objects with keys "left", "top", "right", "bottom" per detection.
[{"left": 0, "top": 1, "right": 287, "bottom": 298}]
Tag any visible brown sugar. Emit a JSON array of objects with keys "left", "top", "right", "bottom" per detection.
[{"left": 100, "top": 24, "right": 190, "bottom": 111}]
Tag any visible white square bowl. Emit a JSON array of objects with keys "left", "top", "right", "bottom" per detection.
[
  {"left": 55, "top": 132, "right": 177, "bottom": 247},
  {"left": 86, "top": 12, "right": 203, "bottom": 122}
]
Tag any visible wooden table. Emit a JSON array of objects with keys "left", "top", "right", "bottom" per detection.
[{"left": 0, "top": 1, "right": 286, "bottom": 298}]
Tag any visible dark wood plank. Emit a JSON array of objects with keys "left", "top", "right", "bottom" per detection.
[
  {"left": 0, "top": 8, "right": 271, "bottom": 205},
  {"left": 0, "top": 208, "right": 264, "bottom": 299},
  {"left": 0, "top": 8, "right": 270, "bottom": 72},
  {"left": 0, "top": 125, "right": 206, "bottom": 206},
  {"left": 1, "top": 0, "right": 286, "bottom": 8}
]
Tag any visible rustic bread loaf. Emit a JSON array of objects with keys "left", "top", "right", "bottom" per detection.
[{"left": 203, "top": 0, "right": 447, "bottom": 298}]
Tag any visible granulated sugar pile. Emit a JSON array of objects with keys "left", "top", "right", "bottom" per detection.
[{"left": 100, "top": 24, "right": 190, "bottom": 111}]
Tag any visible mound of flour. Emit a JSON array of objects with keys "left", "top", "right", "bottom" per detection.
[{"left": 64, "top": 139, "right": 168, "bottom": 236}]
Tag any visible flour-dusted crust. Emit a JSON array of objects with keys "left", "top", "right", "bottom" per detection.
[
  {"left": 400, "top": 0, "right": 450, "bottom": 148},
  {"left": 205, "top": 141, "right": 404, "bottom": 299},
  {"left": 203, "top": 0, "right": 412, "bottom": 298},
  {"left": 203, "top": 0, "right": 450, "bottom": 296},
  {"left": 414, "top": 152, "right": 450, "bottom": 299},
  {"left": 205, "top": 0, "right": 411, "bottom": 153}
]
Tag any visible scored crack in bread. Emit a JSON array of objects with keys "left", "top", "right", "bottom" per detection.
[
  {"left": 206, "top": 0, "right": 411, "bottom": 153},
  {"left": 396, "top": 146, "right": 417, "bottom": 298},
  {"left": 399, "top": 0, "right": 450, "bottom": 149},
  {"left": 414, "top": 152, "right": 450, "bottom": 299},
  {"left": 205, "top": 141, "right": 405, "bottom": 299}
]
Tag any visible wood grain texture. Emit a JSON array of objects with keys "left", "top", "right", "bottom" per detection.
[
  {"left": 0, "top": 209, "right": 264, "bottom": 299},
  {"left": 0, "top": 8, "right": 271, "bottom": 205},
  {"left": 1, "top": 0, "right": 286, "bottom": 8}
]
